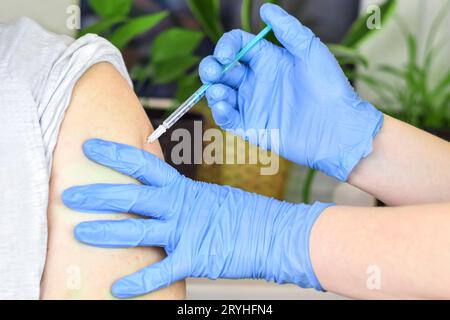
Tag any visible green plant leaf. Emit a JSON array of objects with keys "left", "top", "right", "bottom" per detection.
[
  {"left": 342, "top": 0, "right": 397, "bottom": 48},
  {"left": 175, "top": 72, "right": 202, "bottom": 104},
  {"left": 377, "top": 64, "right": 405, "bottom": 79},
  {"left": 423, "top": 111, "right": 445, "bottom": 129},
  {"left": 357, "top": 73, "right": 399, "bottom": 104},
  {"left": 301, "top": 168, "right": 316, "bottom": 204},
  {"left": 187, "top": 0, "right": 224, "bottom": 43},
  {"left": 151, "top": 28, "right": 204, "bottom": 63},
  {"left": 424, "top": 0, "right": 450, "bottom": 59},
  {"left": 78, "top": 16, "right": 125, "bottom": 37},
  {"left": 108, "top": 12, "right": 169, "bottom": 50},
  {"left": 130, "top": 63, "right": 154, "bottom": 89},
  {"left": 88, "top": 0, "right": 132, "bottom": 19},
  {"left": 328, "top": 44, "right": 369, "bottom": 68},
  {"left": 241, "top": 0, "right": 253, "bottom": 32},
  {"left": 152, "top": 56, "right": 201, "bottom": 84},
  {"left": 406, "top": 33, "right": 417, "bottom": 67},
  {"left": 403, "top": 33, "right": 422, "bottom": 93},
  {"left": 432, "top": 70, "right": 450, "bottom": 98},
  {"left": 437, "top": 91, "right": 450, "bottom": 122},
  {"left": 424, "top": 39, "right": 446, "bottom": 72}
]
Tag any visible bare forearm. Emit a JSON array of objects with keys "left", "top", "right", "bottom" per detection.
[
  {"left": 348, "top": 115, "right": 450, "bottom": 205},
  {"left": 310, "top": 203, "right": 450, "bottom": 299}
]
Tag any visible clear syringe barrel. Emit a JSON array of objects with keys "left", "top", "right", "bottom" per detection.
[{"left": 162, "top": 83, "right": 212, "bottom": 129}]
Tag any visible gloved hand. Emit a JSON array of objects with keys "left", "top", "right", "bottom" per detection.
[
  {"left": 62, "top": 139, "right": 333, "bottom": 298},
  {"left": 199, "top": 3, "right": 383, "bottom": 181}
]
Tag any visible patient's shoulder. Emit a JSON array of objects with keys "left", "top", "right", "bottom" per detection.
[
  {"left": 50, "top": 61, "right": 164, "bottom": 197},
  {"left": 43, "top": 63, "right": 184, "bottom": 300},
  {"left": 66, "top": 62, "right": 162, "bottom": 155}
]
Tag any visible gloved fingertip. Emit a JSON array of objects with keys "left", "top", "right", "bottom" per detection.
[
  {"left": 209, "top": 84, "right": 227, "bottom": 100},
  {"left": 211, "top": 101, "right": 238, "bottom": 128},
  {"left": 74, "top": 221, "right": 100, "bottom": 242},
  {"left": 199, "top": 56, "right": 222, "bottom": 83},
  {"left": 215, "top": 46, "right": 234, "bottom": 65},
  {"left": 111, "top": 277, "right": 144, "bottom": 299},
  {"left": 61, "top": 187, "right": 84, "bottom": 207},
  {"left": 205, "top": 88, "right": 216, "bottom": 106},
  {"left": 82, "top": 140, "right": 95, "bottom": 156},
  {"left": 82, "top": 138, "right": 108, "bottom": 155},
  {"left": 260, "top": 3, "right": 284, "bottom": 23},
  {"left": 82, "top": 139, "right": 120, "bottom": 164},
  {"left": 214, "top": 114, "right": 230, "bottom": 127},
  {"left": 214, "top": 29, "right": 243, "bottom": 65}
]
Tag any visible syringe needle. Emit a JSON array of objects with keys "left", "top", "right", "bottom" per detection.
[{"left": 147, "top": 124, "right": 167, "bottom": 143}]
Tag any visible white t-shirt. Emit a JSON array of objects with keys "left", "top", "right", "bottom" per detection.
[{"left": 0, "top": 17, "right": 132, "bottom": 299}]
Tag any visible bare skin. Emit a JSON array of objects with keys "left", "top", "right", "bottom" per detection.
[
  {"left": 349, "top": 115, "right": 450, "bottom": 205},
  {"left": 310, "top": 115, "right": 450, "bottom": 299},
  {"left": 40, "top": 62, "right": 185, "bottom": 299}
]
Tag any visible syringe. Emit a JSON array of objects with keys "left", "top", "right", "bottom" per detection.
[{"left": 147, "top": 25, "right": 272, "bottom": 144}]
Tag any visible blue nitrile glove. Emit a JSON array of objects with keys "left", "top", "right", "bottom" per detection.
[
  {"left": 199, "top": 3, "right": 383, "bottom": 181},
  {"left": 62, "top": 139, "right": 333, "bottom": 298}
]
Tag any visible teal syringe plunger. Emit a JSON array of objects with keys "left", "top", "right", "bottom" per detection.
[{"left": 147, "top": 25, "right": 272, "bottom": 143}]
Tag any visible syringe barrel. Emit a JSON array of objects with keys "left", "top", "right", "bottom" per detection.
[{"left": 163, "top": 83, "right": 211, "bottom": 128}]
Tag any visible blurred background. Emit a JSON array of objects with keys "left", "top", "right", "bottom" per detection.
[{"left": 1, "top": 0, "right": 448, "bottom": 299}]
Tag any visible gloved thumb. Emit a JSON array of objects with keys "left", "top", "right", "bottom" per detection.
[{"left": 260, "top": 3, "right": 315, "bottom": 58}]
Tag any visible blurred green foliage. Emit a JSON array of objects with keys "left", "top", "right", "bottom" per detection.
[
  {"left": 342, "top": 0, "right": 396, "bottom": 47},
  {"left": 88, "top": 0, "right": 132, "bottom": 19},
  {"left": 358, "top": 2, "right": 450, "bottom": 130},
  {"left": 80, "top": 0, "right": 396, "bottom": 105},
  {"left": 79, "top": 0, "right": 168, "bottom": 50},
  {"left": 132, "top": 27, "right": 204, "bottom": 98},
  {"left": 186, "top": 0, "right": 223, "bottom": 43}
]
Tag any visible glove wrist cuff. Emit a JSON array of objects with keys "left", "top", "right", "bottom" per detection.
[
  {"left": 313, "top": 101, "right": 384, "bottom": 182},
  {"left": 264, "top": 201, "right": 334, "bottom": 291}
]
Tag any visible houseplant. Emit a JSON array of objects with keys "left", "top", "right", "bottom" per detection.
[{"left": 357, "top": 2, "right": 450, "bottom": 137}]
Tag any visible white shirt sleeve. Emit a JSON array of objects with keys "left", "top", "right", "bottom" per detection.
[{"left": 0, "top": 17, "right": 132, "bottom": 299}]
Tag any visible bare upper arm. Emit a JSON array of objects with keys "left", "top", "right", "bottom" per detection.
[{"left": 40, "top": 62, "right": 185, "bottom": 299}]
